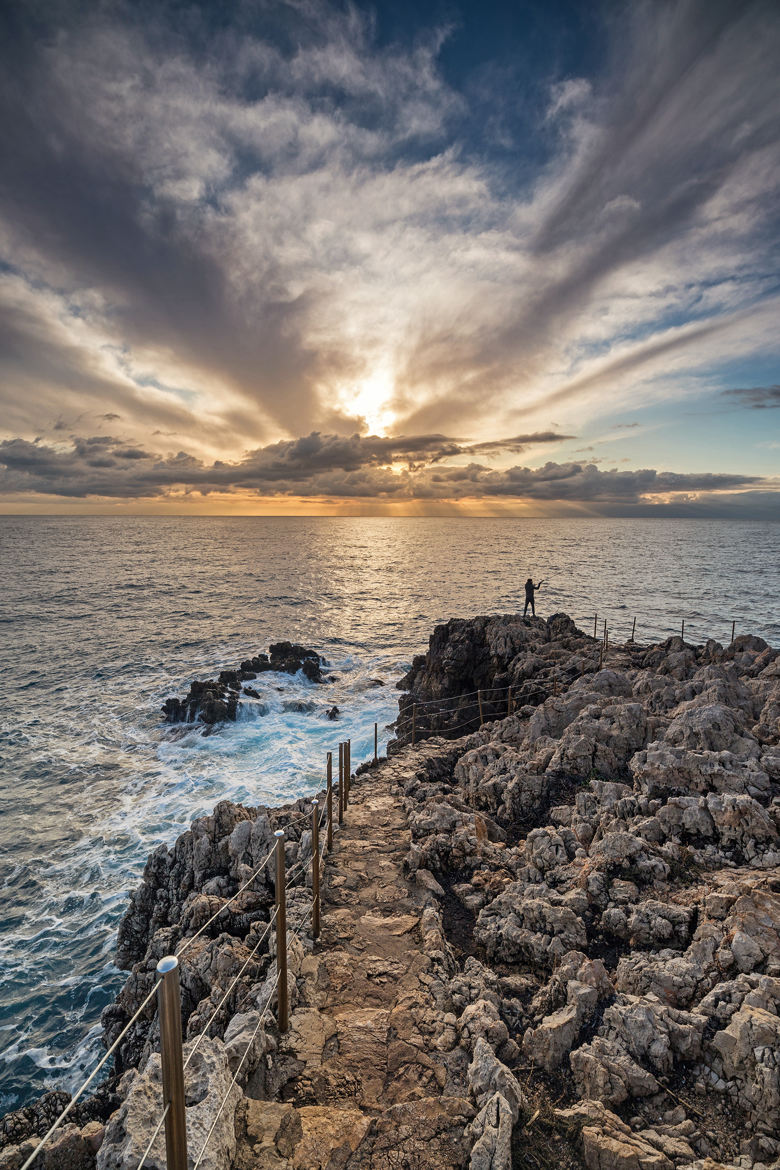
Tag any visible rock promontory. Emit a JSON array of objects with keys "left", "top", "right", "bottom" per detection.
[{"left": 2, "top": 612, "right": 779, "bottom": 1170}]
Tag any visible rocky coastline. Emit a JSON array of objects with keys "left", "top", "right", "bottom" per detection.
[
  {"left": 162, "top": 642, "right": 328, "bottom": 726},
  {"left": 2, "top": 612, "right": 779, "bottom": 1170},
  {"left": 390, "top": 613, "right": 780, "bottom": 1168}
]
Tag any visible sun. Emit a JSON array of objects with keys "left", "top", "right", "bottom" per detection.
[{"left": 339, "top": 366, "right": 396, "bottom": 436}]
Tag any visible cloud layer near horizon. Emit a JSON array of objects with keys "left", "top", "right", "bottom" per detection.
[
  {"left": 0, "top": 432, "right": 767, "bottom": 514},
  {"left": 0, "top": 0, "right": 778, "bottom": 513}
]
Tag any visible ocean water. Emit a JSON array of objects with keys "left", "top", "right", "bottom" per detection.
[{"left": 0, "top": 515, "right": 778, "bottom": 1112}]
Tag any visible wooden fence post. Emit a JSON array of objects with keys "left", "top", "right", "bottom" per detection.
[
  {"left": 326, "top": 751, "right": 333, "bottom": 851},
  {"left": 345, "top": 740, "right": 351, "bottom": 803},
  {"left": 311, "top": 801, "right": 320, "bottom": 940},
  {"left": 338, "top": 742, "right": 344, "bottom": 825},
  {"left": 274, "top": 830, "right": 288, "bottom": 1032},
  {"left": 156, "top": 957, "right": 188, "bottom": 1170}
]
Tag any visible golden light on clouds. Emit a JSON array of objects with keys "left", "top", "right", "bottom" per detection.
[{"left": 0, "top": 1, "right": 778, "bottom": 516}]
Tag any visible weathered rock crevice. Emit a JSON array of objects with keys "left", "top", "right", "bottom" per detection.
[{"left": 394, "top": 614, "right": 780, "bottom": 1169}]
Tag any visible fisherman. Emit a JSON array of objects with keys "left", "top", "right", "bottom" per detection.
[{"left": 523, "top": 577, "right": 544, "bottom": 617}]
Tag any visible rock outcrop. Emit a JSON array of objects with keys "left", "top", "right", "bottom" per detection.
[
  {"left": 4, "top": 613, "right": 778, "bottom": 1170},
  {"left": 394, "top": 614, "right": 780, "bottom": 1167},
  {"left": 162, "top": 643, "right": 326, "bottom": 725}
]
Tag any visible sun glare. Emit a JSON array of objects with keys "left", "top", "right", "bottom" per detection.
[{"left": 340, "top": 366, "right": 396, "bottom": 436}]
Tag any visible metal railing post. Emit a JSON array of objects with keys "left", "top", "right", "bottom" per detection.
[
  {"left": 374, "top": 722, "right": 378, "bottom": 763},
  {"left": 593, "top": 613, "right": 597, "bottom": 639},
  {"left": 156, "top": 956, "right": 188, "bottom": 1170},
  {"left": 681, "top": 619, "right": 685, "bottom": 641},
  {"left": 345, "top": 740, "right": 351, "bottom": 802},
  {"left": 478, "top": 689, "right": 484, "bottom": 727},
  {"left": 274, "top": 830, "right": 289, "bottom": 1032},
  {"left": 508, "top": 687, "right": 513, "bottom": 717},
  {"left": 338, "top": 743, "right": 344, "bottom": 825},
  {"left": 412, "top": 704, "right": 417, "bottom": 745},
  {"left": 311, "top": 800, "right": 320, "bottom": 940},
  {"left": 631, "top": 617, "right": 636, "bottom": 642},
  {"left": 731, "top": 620, "right": 736, "bottom": 644},
  {"left": 326, "top": 751, "right": 333, "bottom": 851}
]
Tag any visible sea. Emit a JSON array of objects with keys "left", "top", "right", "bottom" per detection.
[{"left": 0, "top": 515, "right": 778, "bottom": 1113}]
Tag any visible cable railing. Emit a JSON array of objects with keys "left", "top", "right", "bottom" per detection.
[
  {"left": 176, "top": 842, "right": 277, "bottom": 958},
  {"left": 18, "top": 731, "right": 373, "bottom": 1170},
  {"left": 19, "top": 980, "right": 161, "bottom": 1170},
  {"left": 13, "top": 608, "right": 751, "bottom": 1166},
  {"left": 390, "top": 612, "right": 750, "bottom": 746},
  {"left": 573, "top": 612, "right": 743, "bottom": 649}
]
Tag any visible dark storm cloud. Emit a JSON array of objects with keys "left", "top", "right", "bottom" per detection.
[
  {"left": 424, "top": 463, "right": 760, "bottom": 502},
  {"left": 722, "top": 385, "right": 780, "bottom": 409},
  {"left": 0, "top": 433, "right": 763, "bottom": 512}
]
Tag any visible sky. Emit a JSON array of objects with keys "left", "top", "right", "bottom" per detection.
[{"left": 0, "top": 0, "right": 778, "bottom": 517}]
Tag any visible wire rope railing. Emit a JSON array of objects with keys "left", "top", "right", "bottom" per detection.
[
  {"left": 12, "top": 607, "right": 748, "bottom": 1169},
  {"left": 15, "top": 733, "right": 362, "bottom": 1170},
  {"left": 136, "top": 1103, "right": 170, "bottom": 1170},
  {"left": 182, "top": 907, "right": 279, "bottom": 1071},
  {"left": 389, "top": 611, "right": 749, "bottom": 746},
  {"left": 191, "top": 967, "right": 281, "bottom": 1170},
  {"left": 145, "top": 753, "right": 354, "bottom": 1170},
  {"left": 176, "top": 842, "right": 277, "bottom": 957},
  {"left": 19, "top": 980, "right": 161, "bottom": 1170},
  {"left": 274, "top": 805, "right": 319, "bottom": 831}
]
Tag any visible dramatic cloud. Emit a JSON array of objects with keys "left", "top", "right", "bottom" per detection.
[
  {"left": 0, "top": 433, "right": 767, "bottom": 516},
  {"left": 0, "top": 0, "right": 778, "bottom": 511}
]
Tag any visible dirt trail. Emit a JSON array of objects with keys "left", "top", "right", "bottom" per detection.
[{"left": 234, "top": 753, "right": 474, "bottom": 1169}]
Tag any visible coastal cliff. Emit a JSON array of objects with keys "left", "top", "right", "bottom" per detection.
[{"left": 2, "top": 612, "right": 779, "bottom": 1170}]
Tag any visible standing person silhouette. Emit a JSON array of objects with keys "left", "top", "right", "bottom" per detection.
[{"left": 524, "top": 577, "right": 544, "bottom": 616}]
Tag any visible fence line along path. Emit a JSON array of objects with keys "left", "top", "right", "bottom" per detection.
[{"left": 234, "top": 743, "right": 474, "bottom": 1170}]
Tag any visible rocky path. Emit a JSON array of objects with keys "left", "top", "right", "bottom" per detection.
[
  {"left": 234, "top": 752, "right": 474, "bottom": 1169},
  {"left": 10, "top": 614, "right": 777, "bottom": 1170}
]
